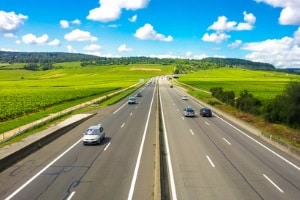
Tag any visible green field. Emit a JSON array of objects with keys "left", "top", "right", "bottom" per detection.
[
  {"left": 0, "top": 64, "right": 173, "bottom": 133},
  {"left": 177, "top": 68, "right": 300, "bottom": 102}
]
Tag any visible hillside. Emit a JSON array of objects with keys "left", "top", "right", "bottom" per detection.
[
  {"left": 0, "top": 51, "right": 291, "bottom": 73},
  {"left": 202, "top": 57, "right": 275, "bottom": 70}
]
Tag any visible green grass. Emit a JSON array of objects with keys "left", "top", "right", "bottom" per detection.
[
  {"left": 178, "top": 68, "right": 300, "bottom": 102},
  {"left": 176, "top": 67, "right": 300, "bottom": 149},
  {"left": 0, "top": 64, "right": 174, "bottom": 133}
]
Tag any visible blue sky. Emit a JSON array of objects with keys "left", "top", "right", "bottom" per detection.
[{"left": 0, "top": 0, "right": 300, "bottom": 68}]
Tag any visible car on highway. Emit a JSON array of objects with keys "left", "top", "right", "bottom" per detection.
[
  {"left": 183, "top": 106, "right": 195, "bottom": 117},
  {"left": 181, "top": 95, "right": 188, "bottom": 100},
  {"left": 170, "top": 85, "right": 173, "bottom": 88},
  {"left": 136, "top": 92, "right": 142, "bottom": 97},
  {"left": 200, "top": 107, "right": 212, "bottom": 117},
  {"left": 82, "top": 124, "right": 105, "bottom": 145},
  {"left": 128, "top": 96, "right": 136, "bottom": 104}
]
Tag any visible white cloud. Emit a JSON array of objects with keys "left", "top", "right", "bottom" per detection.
[
  {"left": 4, "top": 33, "right": 15, "bottom": 38},
  {"left": 22, "top": 34, "right": 49, "bottom": 45},
  {"left": 71, "top": 19, "right": 81, "bottom": 25},
  {"left": 60, "top": 20, "right": 69, "bottom": 28},
  {"left": 0, "top": 48, "right": 16, "bottom": 51},
  {"left": 108, "top": 24, "right": 119, "bottom": 28},
  {"left": 243, "top": 28, "right": 300, "bottom": 68},
  {"left": 228, "top": 40, "right": 242, "bottom": 48},
  {"left": 118, "top": 44, "right": 132, "bottom": 52},
  {"left": 129, "top": 14, "right": 137, "bottom": 22},
  {"left": 204, "top": 11, "right": 255, "bottom": 44},
  {"left": 64, "top": 29, "right": 98, "bottom": 42},
  {"left": 202, "top": 32, "right": 230, "bottom": 43},
  {"left": 22, "top": 33, "right": 60, "bottom": 46},
  {"left": 48, "top": 39, "right": 60, "bottom": 46},
  {"left": 135, "top": 23, "right": 173, "bottom": 42},
  {"left": 84, "top": 44, "right": 102, "bottom": 51},
  {"left": 208, "top": 11, "right": 255, "bottom": 32},
  {"left": 60, "top": 19, "right": 81, "bottom": 29},
  {"left": 0, "top": 11, "right": 28, "bottom": 33},
  {"left": 87, "top": 0, "right": 149, "bottom": 22},
  {"left": 186, "top": 51, "right": 192, "bottom": 58},
  {"left": 255, "top": 0, "right": 300, "bottom": 25},
  {"left": 67, "top": 45, "right": 77, "bottom": 53}
]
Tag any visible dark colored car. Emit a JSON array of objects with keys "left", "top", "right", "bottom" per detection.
[
  {"left": 200, "top": 107, "right": 212, "bottom": 117},
  {"left": 136, "top": 92, "right": 142, "bottom": 97},
  {"left": 183, "top": 107, "right": 195, "bottom": 117}
]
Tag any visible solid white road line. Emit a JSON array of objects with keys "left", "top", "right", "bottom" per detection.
[
  {"left": 66, "top": 191, "right": 76, "bottom": 200},
  {"left": 5, "top": 138, "right": 82, "bottom": 200},
  {"left": 263, "top": 174, "right": 284, "bottom": 193},
  {"left": 206, "top": 156, "right": 215, "bottom": 168},
  {"left": 160, "top": 89, "right": 178, "bottom": 200},
  {"left": 216, "top": 116, "right": 300, "bottom": 171},
  {"left": 127, "top": 83, "right": 156, "bottom": 200},
  {"left": 223, "top": 137, "right": 232, "bottom": 145}
]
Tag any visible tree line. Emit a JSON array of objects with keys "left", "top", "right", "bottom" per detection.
[{"left": 210, "top": 81, "right": 300, "bottom": 129}]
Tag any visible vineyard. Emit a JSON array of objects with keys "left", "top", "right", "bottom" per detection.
[{"left": 0, "top": 64, "right": 173, "bottom": 125}]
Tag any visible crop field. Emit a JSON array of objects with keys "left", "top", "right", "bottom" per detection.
[
  {"left": 178, "top": 68, "right": 300, "bottom": 102},
  {"left": 0, "top": 64, "right": 173, "bottom": 126}
]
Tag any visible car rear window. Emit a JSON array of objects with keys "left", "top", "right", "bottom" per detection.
[{"left": 85, "top": 128, "right": 100, "bottom": 135}]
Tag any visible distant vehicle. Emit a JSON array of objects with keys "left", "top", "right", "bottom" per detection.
[
  {"left": 128, "top": 96, "right": 136, "bottom": 104},
  {"left": 183, "top": 106, "right": 195, "bottom": 117},
  {"left": 136, "top": 92, "right": 142, "bottom": 97},
  {"left": 181, "top": 95, "right": 188, "bottom": 100},
  {"left": 170, "top": 85, "right": 173, "bottom": 88},
  {"left": 200, "top": 107, "right": 212, "bottom": 117},
  {"left": 82, "top": 124, "right": 105, "bottom": 145}
]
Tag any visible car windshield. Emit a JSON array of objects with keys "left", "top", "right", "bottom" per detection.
[
  {"left": 186, "top": 107, "right": 194, "bottom": 112},
  {"left": 129, "top": 97, "right": 135, "bottom": 100},
  {"left": 85, "top": 128, "right": 100, "bottom": 135}
]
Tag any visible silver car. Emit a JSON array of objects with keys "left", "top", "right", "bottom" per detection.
[
  {"left": 82, "top": 124, "right": 105, "bottom": 145},
  {"left": 183, "top": 107, "right": 195, "bottom": 117}
]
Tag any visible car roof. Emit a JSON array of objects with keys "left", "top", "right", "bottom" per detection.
[{"left": 88, "top": 124, "right": 102, "bottom": 129}]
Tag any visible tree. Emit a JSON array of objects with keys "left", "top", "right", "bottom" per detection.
[
  {"left": 235, "top": 90, "right": 261, "bottom": 115},
  {"left": 263, "top": 81, "right": 300, "bottom": 128}
]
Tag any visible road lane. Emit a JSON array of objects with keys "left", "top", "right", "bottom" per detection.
[
  {"left": 159, "top": 76, "right": 300, "bottom": 200},
  {"left": 1, "top": 80, "right": 158, "bottom": 200}
]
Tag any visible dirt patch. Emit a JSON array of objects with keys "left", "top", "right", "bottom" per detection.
[{"left": 130, "top": 67, "right": 161, "bottom": 71}]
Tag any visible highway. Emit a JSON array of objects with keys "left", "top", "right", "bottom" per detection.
[
  {"left": 0, "top": 78, "right": 159, "bottom": 200},
  {"left": 159, "top": 77, "right": 300, "bottom": 200},
  {"left": 0, "top": 76, "right": 300, "bottom": 200}
]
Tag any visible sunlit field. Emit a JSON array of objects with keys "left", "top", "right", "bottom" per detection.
[
  {"left": 0, "top": 64, "right": 173, "bottom": 133},
  {"left": 178, "top": 68, "right": 300, "bottom": 102}
]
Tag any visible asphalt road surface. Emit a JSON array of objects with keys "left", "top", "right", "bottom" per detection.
[
  {"left": 0, "top": 78, "right": 158, "bottom": 200},
  {"left": 159, "top": 76, "right": 300, "bottom": 200},
  {"left": 1, "top": 76, "right": 300, "bottom": 200}
]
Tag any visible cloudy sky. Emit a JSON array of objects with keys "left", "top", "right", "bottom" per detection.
[{"left": 1, "top": 0, "right": 300, "bottom": 68}]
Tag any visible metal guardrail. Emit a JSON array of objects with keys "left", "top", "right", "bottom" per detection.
[{"left": 0, "top": 82, "right": 141, "bottom": 143}]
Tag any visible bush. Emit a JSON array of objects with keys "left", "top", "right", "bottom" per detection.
[{"left": 235, "top": 90, "right": 261, "bottom": 115}]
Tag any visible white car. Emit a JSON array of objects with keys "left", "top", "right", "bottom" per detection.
[
  {"left": 181, "top": 95, "right": 188, "bottom": 100},
  {"left": 82, "top": 124, "right": 105, "bottom": 145}
]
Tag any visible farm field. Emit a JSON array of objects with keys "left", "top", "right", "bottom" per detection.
[
  {"left": 177, "top": 67, "right": 300, "bottom": 102},
  {"left": 0, "top": 64, "right": 173, "bottom": 133}
]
